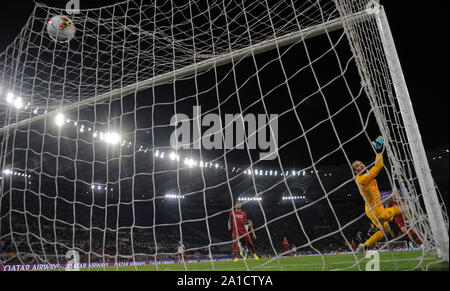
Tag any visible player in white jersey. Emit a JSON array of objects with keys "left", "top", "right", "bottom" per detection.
[{"left": 177, "top": 240, "right": 186, "bottom": 262}]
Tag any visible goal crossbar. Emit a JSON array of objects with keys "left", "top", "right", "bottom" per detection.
[{"left": 0, "top": 9, "right": 374, "bottom": 135}]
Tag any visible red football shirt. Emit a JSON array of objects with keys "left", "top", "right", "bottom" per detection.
[{"left": 229, "top": 210, "right": 248, "bottom": 234}]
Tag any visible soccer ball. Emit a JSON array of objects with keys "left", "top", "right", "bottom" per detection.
[{"left": 46, "top": 15, "right": 76, "bottom": 43}]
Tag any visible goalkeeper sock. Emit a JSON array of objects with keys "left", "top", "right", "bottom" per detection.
[{"left": 365, "top": 231, "right": 385, "bottom": 247}]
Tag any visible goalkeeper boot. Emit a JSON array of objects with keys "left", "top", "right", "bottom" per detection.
[
  {"left": 233, "top": 257, "right": 239, "bottom": 262},
  {"left": 355, "top": 243, "right": 365, "bottom": 257},
  {"left": 253, "top": 254, "right": 259, "bottom": 260}
]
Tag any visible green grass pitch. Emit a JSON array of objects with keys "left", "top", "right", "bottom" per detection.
[{"left": 67, "top": 250, "right": 447, "bottom": 271}]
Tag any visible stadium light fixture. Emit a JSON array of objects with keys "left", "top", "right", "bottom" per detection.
[
  {"left": 6, "top": 92, "right": 14, "bottom": 104},
  {"left": 13, "top": 97, "right": 23, "bottom": 109},
  {"left": 55, "top": 113, "right": 65, "bottom": 127},
  {"left": 165, "top": 194, "right": 185, "bottom": 199},
  {"left": 104, "top": 132, "right": 120, "bottom": 145}
]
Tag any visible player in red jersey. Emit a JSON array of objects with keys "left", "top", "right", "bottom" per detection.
[
  {"left": 228, "top": 201, "right": 258, "bottom": 261},
  {"left": 386, "top": 195, "right": 423, "bottom": 247},
  {"left": 282, "top": 237, "right": 290, "bottom": 256}
]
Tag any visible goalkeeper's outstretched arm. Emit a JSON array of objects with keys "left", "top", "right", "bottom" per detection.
[{"left": 352, "top": 136, "right": 385, "bottom": 185}]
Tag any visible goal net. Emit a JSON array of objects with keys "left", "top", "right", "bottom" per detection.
[{"left": 0, "top": 0, "right": 448, "bottom": 271}]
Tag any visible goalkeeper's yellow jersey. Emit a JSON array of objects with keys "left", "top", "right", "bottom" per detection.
[{"left": 356, "top": 153, "right": 384, "bottom": 209}]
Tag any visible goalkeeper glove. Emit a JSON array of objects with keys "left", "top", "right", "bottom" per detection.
[{"left": 372, "top": 136, "right": 384, "bottom": 153}]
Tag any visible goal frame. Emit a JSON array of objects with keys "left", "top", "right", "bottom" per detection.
[{"left": 373, "top": 5, "right": 448, "bottom": 261}]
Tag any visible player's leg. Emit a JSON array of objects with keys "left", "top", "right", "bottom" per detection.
[
  {"left": 242, "top": 235, "right": 258, "bottom": 260},
  {"left": 356, "top": 208, "right": 389, "bottom": 256},
  {"left": 232, "top": 233, "right": 239, "bottom": 261},
  {"left": 238, "top": 240, "right": 244, "bottom": 258},
  {"left": 397, "top": 217, "right": 423, "bottom": 247},
  {"left": 238, "top": 239, "right": 247, "bottom": 259}
]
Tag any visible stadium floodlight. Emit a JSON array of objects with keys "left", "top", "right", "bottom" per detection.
[
  {"left": 104, "top": 132, "right": 120, "bottom": 145},
  {"left": 6, "top": 92, "right": 14, "bottom": 103},
  {"left": 185, "top": 158, "right": 194, "bottom": 167},
  {"left": 55, "top": 113, "right": 65, "bottom": 127},
  {"left": 165, "top": 194, "right": 184, "bottom": 199},
  {"left": 2, "top": 169, "right": 11, "bottom": 175},
  {"left": 13, "top": 97, "right": 23, "bottom": 109}
]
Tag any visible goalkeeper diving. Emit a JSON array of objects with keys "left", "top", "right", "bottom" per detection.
[{"left": 352, "top": 136, "right": 407, "bottom": 256}]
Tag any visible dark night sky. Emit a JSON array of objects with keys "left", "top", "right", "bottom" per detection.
[{"left": 0, "top": 0, "right": 448, "bottom": 153}]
